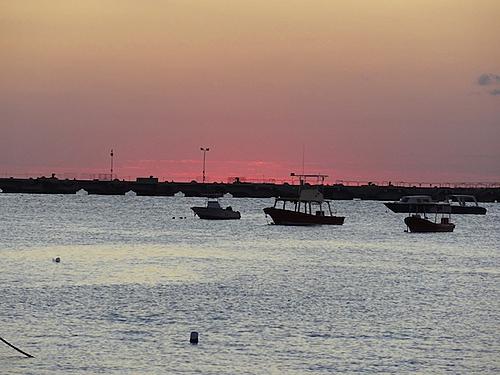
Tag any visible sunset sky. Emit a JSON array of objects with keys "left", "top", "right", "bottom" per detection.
[{"left": 1, "top": 0, "right": 499, "bottom": 183}]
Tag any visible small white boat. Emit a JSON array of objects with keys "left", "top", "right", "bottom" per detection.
[{"left": 191, "top": 199, "right": 241, "bottom": 220}]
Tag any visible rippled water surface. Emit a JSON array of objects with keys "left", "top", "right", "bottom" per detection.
[{"left": 1, "top": 194, "right": 499, "bottom": 374}]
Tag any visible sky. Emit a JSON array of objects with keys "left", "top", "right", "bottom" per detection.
[{"left": 1, "top": 0, "right": 499, "bottom": 183}]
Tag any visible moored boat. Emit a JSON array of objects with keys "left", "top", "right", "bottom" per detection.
[
  {"left": 404, "top": 214, "right": 455, "bottom": 233},
  {"left": 264, "top": 189, "right": 344, "bottom": 226},
  {"left": 191, "top": 199, "right": 241, "bottom": 220},
  {"left": 385, "top": 195, "right": 486, "bottom": 215},
  {"left": 403, "top": 201, "right": 455, "bottom": 233}
]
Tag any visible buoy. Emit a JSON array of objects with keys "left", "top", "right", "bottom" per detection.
[
  {"left": 53, "top": 257, "right": 61, "bottom": 263},
  {"left": 190, "top": 331, "right": 199, "bottom": 344}
]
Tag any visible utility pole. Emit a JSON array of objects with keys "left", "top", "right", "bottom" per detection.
[
  {"left": 200, "top": 147, "right": 210, "bottom": 183},
  {"left": 110, "top": 149, "right": 114, "bottom": 180},
  {"left": 302, "top": 143, "right": 305, "bottom": 175}
]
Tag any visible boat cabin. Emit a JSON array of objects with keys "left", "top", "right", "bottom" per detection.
[
  {"left": 399, "top": 195, "right": 433, "bottom": 204},
  {"left": 207, "top": 200, "right": 222, "bottom": 209}
]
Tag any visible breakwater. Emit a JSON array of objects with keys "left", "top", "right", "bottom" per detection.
[{"left": 1, "top": 176, "right": 499, "bottom": 202}]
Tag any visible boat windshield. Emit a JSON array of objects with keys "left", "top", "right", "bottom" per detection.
[{"left": 207, "top": 200, "right": 222, "bottom": 209}]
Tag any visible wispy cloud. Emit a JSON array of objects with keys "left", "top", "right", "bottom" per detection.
[
  {"left": 477, "top": 73, "right": 500, "bottom": 96},
  {"left": 477, "top": 73, "right": 500, "bottom": 86}
]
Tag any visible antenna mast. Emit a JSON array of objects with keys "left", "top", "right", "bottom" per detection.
[{"left": 290, "top": 173, "right": 328, "bottom": 185}]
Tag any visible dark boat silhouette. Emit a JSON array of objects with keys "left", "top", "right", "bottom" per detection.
[
  {"left": 385, "top": 195, "right": 486, "bottom": 215},
  {"left": 404, "top": 214, "right": 455, "bottom": 233},
  {"left": 403, "top": 201, "right": 455, "bottom": 233},
  {"left": 191, "top": 199, "right": 241, "bottom": 220},
  {"left": 264, "top": 189, "right": 344, "bottom": 226}
]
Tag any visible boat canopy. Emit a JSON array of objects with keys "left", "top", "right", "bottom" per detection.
[{"left": 409, "top": 202, "right": 452, "bottom": 214}]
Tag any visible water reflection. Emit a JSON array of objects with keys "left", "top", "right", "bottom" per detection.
[{"left": 0, "top": 195, "right": 498, "bottom": 374}]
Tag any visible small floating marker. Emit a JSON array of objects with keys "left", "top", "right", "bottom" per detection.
[
  {"left": 172, "top": 217, "right": 176, "bottom": 219},
  {"left": 53, "top": 257, "right": 61, "bottom": 263},
  {"left": 190, "top": 331, "right": 199, "bottom": 344}
]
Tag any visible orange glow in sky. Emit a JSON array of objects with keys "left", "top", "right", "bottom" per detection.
[{"left": 1, "top": 1, "right": 499, "bottom": 182}]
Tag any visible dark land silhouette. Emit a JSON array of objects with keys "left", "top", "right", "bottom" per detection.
[{"left": 0, "top": 176, "right": 499, "bottom": 202}]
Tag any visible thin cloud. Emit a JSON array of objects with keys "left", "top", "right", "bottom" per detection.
[
  {"left": 477, "top": 73, "right": 500, "bottom": 86},
  {"left": 476, "top": 73, "right": 500, "bottom": 97}
]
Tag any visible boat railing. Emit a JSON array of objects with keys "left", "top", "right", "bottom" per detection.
[{"left": 273, "top": 196, "right": 335, "bottom": 216}]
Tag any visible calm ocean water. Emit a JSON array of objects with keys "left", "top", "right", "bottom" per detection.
[{"left": 0, "top": 194, "right": 499, "bottom": 374}]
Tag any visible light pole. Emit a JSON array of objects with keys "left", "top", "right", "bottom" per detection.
[
  {"left": 200, "top": 147, "right": 210, "bottom": 183},
  {"left": 110, "top": 149, "right": 114, "bottom": 180}
]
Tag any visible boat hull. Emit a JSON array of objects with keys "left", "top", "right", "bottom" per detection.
[
  {"left": 448, "top": 206, "right": 486, "bottom": 215},
  {"left": 191, "top": 207, "right": 241, "bottom": 220},
  {"left": 404, "top": 216, "right": 455, "bottom": 233},
  {"left": 385, "top": 202, "right": 486, "bottom": 215},
  {"left": 264, "top": 207, "right": 344, "bottom": 226}
]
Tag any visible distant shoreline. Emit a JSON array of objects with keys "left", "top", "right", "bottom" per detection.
[{"left": 1, "top": 176, "right": 499, "bottom": 202}]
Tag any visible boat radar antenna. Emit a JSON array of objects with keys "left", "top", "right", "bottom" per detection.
[{"left": 290, "top": 173, "right": 328, "bottom": 186}]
